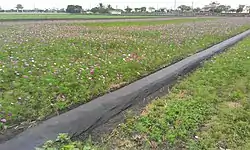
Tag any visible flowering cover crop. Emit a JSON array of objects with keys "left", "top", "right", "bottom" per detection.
[
  {"left": 92, "top": 35, "right": 250, "bottom": 150},
  {"left": 0, "top": 18, "right": 249, "bottom": 131}
]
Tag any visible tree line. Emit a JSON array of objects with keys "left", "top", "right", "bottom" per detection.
[
  {"left": 65, "top": 2, "right": 250, "bottom": 14},
  {"left": 0, "top": 2, "right": 250, "bottom": 14}
]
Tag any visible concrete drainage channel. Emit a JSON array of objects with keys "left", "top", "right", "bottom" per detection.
[{"left": 1, "top": 30, "right": 250, "bottom": 150}]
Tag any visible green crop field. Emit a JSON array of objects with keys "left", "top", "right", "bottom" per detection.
[
  {"left": 0, "top": 13, "right": 162, "bottom": 20},
  {"left": 0, "top": 18, "right": 250, "bottom": 137},
  {"left": 42, "top": 29, "right": 250, "bottom": 150}
]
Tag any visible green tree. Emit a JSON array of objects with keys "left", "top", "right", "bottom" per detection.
[
  {"left": 98, "top": 3, "right": 108, "bottom": 13},
  {"left": 90, "top": 7, "right": 99, "bottom": 13},
  {"left": 193, "top": 7, "right": 201, "bottom": 12},
  {"left": 66, "top": 5, "right": 75, "bottom": 13},
  {"left": 66, "top": 5, "right": 82, "bottom": 13},
  {"left": 246, "top": 6, "right": 250, "bottom": 13},
  {"left": 75, "top": 5, "right": 82, "bottom": 13},
  {"left": 178, "top": 5, "right": 191, "bottom": 12},
  {"left": 148, "top": 7, "right": 155, "bottom": 12},
  {"left": 134, "top": 8, "right": 140, "bottom": 12},
  {"left": 159, "top": 8, "right": 166, "bottom": 12},
  {"left": 58, "top": 8, "right": 65, "bottom": 13},
  {"left": 207, "top": 2, "right": 220, "bottom": 12},
  {"left": 140, "top": 7, "right": 146, "bottom": 12},
  {"left": 16, "top": 4, "right": 24, "bottom": 12},
  {"left": 236, "top": 5, "right": 245, "bottom": 13},
  {"left": 107, "top": 4, "right": 113, "bottom": 10},
  {"left": 99, "top": 3, "right": 104, "bottom": 8},
  {"left": 125, "top": 6, "right": 132, "bottom": 13},
  {"left": 229, "top": 9, "right": 236, "bottom": 13},
  {"left": 214, "top": 5, "right": 230, "bottom": 13}
]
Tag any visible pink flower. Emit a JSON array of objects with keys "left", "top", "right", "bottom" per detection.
[
  {"left": 22, "top": 75, "right": 29, "bottom": 79},
  {"left": 90, "top": 69, "right": 94, "bottom": 75},
  {"left": 1, "top": 119, "right": 6, "bottom": 123}
]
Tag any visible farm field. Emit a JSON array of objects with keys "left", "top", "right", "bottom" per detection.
[
  {"left": 43, "top": 32, "right": 250, "bottom": 150},
  {"left": 70, "top": 18, "right": 214, "bottom": 27},
  {"left": 0, "top": 18, "right": 250, "bottom": 134},
  {"left": 0, "top": 13, "right": 162, "bottom": 20}
]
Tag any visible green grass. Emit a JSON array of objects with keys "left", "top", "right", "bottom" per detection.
[
  {"left": 0, "top": 18, "right": 250, "bottom": 131},
  {"left": 0, "top": 13, "right": 163, "bottom": 20}
]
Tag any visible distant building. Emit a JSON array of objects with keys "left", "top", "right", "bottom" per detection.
[
  {"left": 201, "top": 2, "right": 219, "bottom": 12},
  {"left": 109, "top": 9, "right": 122, "bottom": 15},
  {"left": 201, "top": 5, "right": 212, "bottom": 12},
  {"left": 85, "top": 11, "right": 93, "bottom": 14}
]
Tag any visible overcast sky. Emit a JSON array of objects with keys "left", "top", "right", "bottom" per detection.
[{"left": 1, "top": 0, "right": 249, "bottom": 10}]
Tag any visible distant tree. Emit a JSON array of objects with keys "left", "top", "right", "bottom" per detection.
[
  {"left": 148, "top": 7, "right": 155, "bottom": 12},
  {"left": 210, "top": 1, "right": 220, "bottom": 9},
  {"left": 99, "top": 8, "right": 107, "bottom": 13},
  {"left": 90, "top": 7, "right": 99, "bottom": 13},
  {"left": 16, "top": 4, "right": 24, "bottom": 12},
  {"left": 51, "top": 8, "right": 57, "bottom": 13},
  {"left": 58, "top": 8, "right": 66, "bottom": 13},
  {"left": 140, "top": 7, "right": 147, "bottom": 12},
  {"left": 166, "top": 9, "right": 171, "bottom": 13},
  {"left": 178, "top": 5, "right": 191, "bottom": 12},
  {"left": 90, "top": 3, "right": 111, "bottom": 14},
  {"left": 193, "top": 7, "right": 201, "bottom": 12},
  {"left": 66, "top": 5, "right": 82, "bottom": 13},
  {"left": 246, "top": 6, "right": 250, "bottom": 13},
  {"left": 75, "top": 5, "right": 82, "bottom": 13},
  {"left": 107, "top": 4, "right": 113, "bottom": 10},
  {"left": 134, "top": 8, "right": 140, "bottom": 12},
  {"left": 229, "top": 9, "right": 236, "bottom": 13},
  {"left": 97, "top": 3, "right": 108, "bottom": 13},
  {"left": 99, "top": 3, "right": 104, "bottom": 8},
  {"left": 159, "top": 8, "right": 166, "bottom": 12},
  {"left": 124, "top": 6, "right": 132, "bottom": 13},
  {"left": 236, "top": 5, "right": 245, "bottom": 13},
  {"left": 45, "top": 9, "right": 50, "bottom": 12},
  {"left": 214, "top": 5, "right": 230, "bottom": 13},
  {"left": 225, "top": 5, "right": 231, "bottom": 12},
  {"left": 66, "top": 5, "right": 75, "bottom": 13},
  {"left": 169, "top": 9, "right": 174, "bottom": 12}
]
